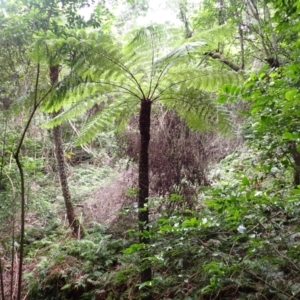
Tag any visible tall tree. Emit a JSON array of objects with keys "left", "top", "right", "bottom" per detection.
[
  {"left": 46, "top": 24, "right": 242, "bottom": 299},
  {"left": 23, "top": 0, "right": 95, "bottom": 238},
  {"left": 238, "top": 0, "right": 300, "bottom": 187}
]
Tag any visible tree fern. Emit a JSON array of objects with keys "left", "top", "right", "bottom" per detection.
[
  {"left": 44, "top": 24, "right": 243, "bottom": 140},
  {"left": 41, "top": 23, "right": 245, "bottom": 295}
]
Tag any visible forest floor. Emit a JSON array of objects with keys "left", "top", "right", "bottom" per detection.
[{"left": 2, "top": 146, "right": 300, "bottom": 299}]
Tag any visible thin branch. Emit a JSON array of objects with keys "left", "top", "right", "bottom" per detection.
[
  {"left": 238, "top": 24, "right": 245, "bottom": 69},
  {"left": 230, "top": 0, "right": 246, "bottom": 70},
  {"left": 14, "top": 63, "right": 58, "bottom": 300},
  {"left": 264, "top": 4, "right": 278, "bottom": 58},
  {"left": 14, "top": 64, "right": 40, "bottom": 300},
  {"left": 243, "top": 269, "right": 292, "bottom": 298},
  {"left": 179, "top": 2, "right": 193, "bottom": 38},
  {"left": 246, "top": 0, "right": 270, "bottom": 58},
  {"left": 15, "top": 64, "right": 39, "bottom": 158},
  {"left": 206, "top": 50, "right": 241, "bottom": 72}
]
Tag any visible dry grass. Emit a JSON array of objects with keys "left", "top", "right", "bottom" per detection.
[{"left": 83, "top": 166, "right": 137, "bottom": 226}]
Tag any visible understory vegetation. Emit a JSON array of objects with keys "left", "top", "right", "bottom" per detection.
[
  {"left": 1, "top": 0, "right": 300, "bottom": 299},
  {"left": 3, "top": 143, "right": 300, "bottom": 299}
]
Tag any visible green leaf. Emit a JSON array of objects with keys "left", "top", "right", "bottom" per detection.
[
  {"left": 285, "top": 89, "right": 297, "bottom": 100},
  {"left": 241, "top": 176, "right": 250, "bottom": 186},
  {"left": 291, "top": 189, "right": 300, "bottom": 194},
  {"left": 61, "top": 283, "right": 72, "bottom": 291},
  {"left": 182, "top": 217, "right": 200, "bottom": 228},
  {"left": 282, "top": 132, "right": 294, "bottom": 140},
  {"left": 123, "top": 243, "right": 145, "bottom": 254},
  {"left": 169, "top": 193, "right": 183, "bottom": 202},
  {"left": 138, "top": 280, "right": 153, "bottom": 289},
  {"left": 159, "top": 225, "right": 174, "bottom": 233}
]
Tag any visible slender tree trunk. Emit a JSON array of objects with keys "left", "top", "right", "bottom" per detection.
[
  {"left": 14, "top": 156, "right": 24, "bottom": 300},
  {"left": 50, "top": 66, "right": 82, "bottom": 238},
  {"left": 230, "top": 0, "right": 245, "bottom": 69},
  {"left": 138, "top": 98, "right": 152, "bottom": 300},
  {"left": 179, "top": 1, "right": 193, "bottom": 38},
  {"left": 216, "top": 0, "right": 224, "bottom": 54},
  {"left": 0, "top": 259, "right": 4, "bottom": 300},
  {"left": 245, "top": 0, "right": 270, "bottom": 58},
  {"left": 288, "top": 141, "right": 300, "bottom": 187},
  {"left": 218, "top": 0, "right": 224, "bottom": 26},
  {"left": 14, "top": 64, "right": 41, "bottom": 300}
]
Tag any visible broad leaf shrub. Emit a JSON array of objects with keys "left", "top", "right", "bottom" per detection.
[
  {"left": 108, "top": 150, "right": 300, "bottom": 299},
  {"left": 219, "top": 62, "right": 300, "bottom": 188}
]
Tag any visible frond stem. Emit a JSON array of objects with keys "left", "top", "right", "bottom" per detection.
[
  {"left": 149, "top": 61, "right": 172, "bottom": 100},
  {"left": 147, "top": 30, "right": 156, "bottom": 99},
  {"left": 96, "top": 52, "right": 146, "bottom": 99},
  {"left": 152, "top": 74, "right": 206, "bottom": 102},
  {"left": 92, "top": 80, "right": 142, "bottom": 100}
]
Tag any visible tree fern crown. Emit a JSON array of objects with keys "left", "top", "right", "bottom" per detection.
[{"left": 43, "top": 24, "right": 244, "bottom": 144}]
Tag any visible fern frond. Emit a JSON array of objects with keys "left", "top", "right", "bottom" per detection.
[
  {"left": 123, "top": 24, "right": 170, "bottom": 55},
  {"left": 75, "top": 96, "right": 139, "bottom": 145},
  {"left": 42, "top": 93, "right": 104, "bottom": 128},
  {"left": 153, "top": 68, "right": 244, "bottom": 100},
  {"left": 43, "top": 24, "right": 243, "bottom": 145},
  {"left": 161, "top": 88, "right": 231, "bottom": 133},
  {"left": 154, "top": 41, "right": 207, "bottom": 67},
  {"left": 189, "top": 24, "right": 235, "bottom": 50}
]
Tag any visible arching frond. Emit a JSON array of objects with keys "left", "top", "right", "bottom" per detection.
[
  {"left": 42, "top": 91, "right": 104, "bottom": 128},
  {"left": 153, "top": 68, "right": 244, "bottom": 100},
  {"left": 123, "top": 24, "right": 173, "bottom": 56},
  {"left": 44, "top": 24, "right": 244, "bottom": 144},
  {"left": 189, "top": 24, "right": 235, "bottom": 51},
  {"left": 154, "top": 41, "right": 207, "bottom": 67},
  {"left": 160, "top": 87, "right": 231, "bottom": 134},
  {"left": 75, "top": 96, "right": 139, "bottom": 145}
]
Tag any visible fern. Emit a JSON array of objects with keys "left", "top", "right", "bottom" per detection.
[
  {"left": 44, "top": 23, "right": 244, "bottom": 144},
  {"left": 43, "top": 91, "right": 103, "bottom": 128},
  {"left": 161, "top": 88, "right": 231, "bottom": 133},
  {"left": 189, "top": 23, "right": 235, "bottom": 50},
  {"left": 75, "top": 97, "right": 139, "bottom": 145}
]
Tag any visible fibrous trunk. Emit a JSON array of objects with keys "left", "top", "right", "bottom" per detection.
[
  {"left": 138, "top": 98, "right": 152, "bottom": 299},
  {"left": 50, "top": 65, "right": 82, "bottom": 238}
]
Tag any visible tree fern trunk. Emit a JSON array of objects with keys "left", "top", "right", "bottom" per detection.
[
  {"left": 50, "top": 65, "right": 82, "bottom": 238},
  {"left": 138, "top": 98, "right": 152, "bottom": 299}
]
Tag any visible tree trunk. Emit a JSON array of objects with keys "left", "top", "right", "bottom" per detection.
[
  {"left": 138, "top": 98, "right": 152, "bottom": 300},
  {"left": 179, "top": 1, "right": 193, "bottom": 39},
  {"left": 288, "top": 141, "right": 300, "bottom": 187},
  {"left": 50, "top": 65, "right": 82, "bottom": 238}
]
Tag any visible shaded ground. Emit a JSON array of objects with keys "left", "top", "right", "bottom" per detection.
[{"left": 83, "top": 166, "right": 137, "bottom": 226}]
